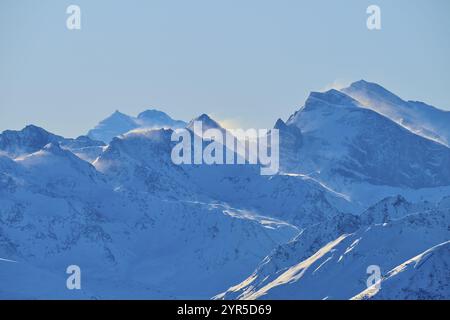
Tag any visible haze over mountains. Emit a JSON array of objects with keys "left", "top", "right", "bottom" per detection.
[
  {"left": 0, "top": 80, "right": 449, "bottom": 299},
  {"left": 87, "top": 109, "right": 186, "bottom": 143}
]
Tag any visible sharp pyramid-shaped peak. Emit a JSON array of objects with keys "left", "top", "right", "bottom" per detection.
[
  {"left": 192, "top": 113, "right": 215, "bottom": 122},
  {"left": 87, "top": 110, "right": 138, "bottom": 143},
  {"left": 95, "top": 110, "right": 137, "bottom": 129},
  {"left": 187, "top": 114, "right": 224, "bottom": 131},
  {"left": 112, "top": 109, "right": 128, "bottom": 117},
  {"left": 274, "top": 118, "right": 288, "bottom": 130},
  {"left": 104, "top": 110, "right": 135, "bottom": 123}
]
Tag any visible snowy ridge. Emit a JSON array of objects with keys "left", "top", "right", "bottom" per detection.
[
  {"left": 1, "top": 80, "right": 449, "bottom": 299},
  {"left": 216, "top": 196, "right": 450, "bottom": 300},
  {"left": 284, "top": 89, "right": 450, "bottom": 189},
  {"left": 352, "top": 241, "right": 450, "bottom": 300},
  {"left": 342, "top": 80, "right": 450, "bottom": 146}
]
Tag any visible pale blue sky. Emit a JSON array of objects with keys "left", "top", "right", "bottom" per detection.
[{"left": 1, "top": 0, "right": 449, "bottom": 137}]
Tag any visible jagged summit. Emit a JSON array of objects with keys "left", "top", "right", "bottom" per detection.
[
  {"left": 0, "top": 124, "right": 107, "bottom": 161},
  {"left": 0, "top": 124, "right": 64, "bottom": 158},
  {"left": 1, "top": 79, "right": 450, "bottom": 299}
]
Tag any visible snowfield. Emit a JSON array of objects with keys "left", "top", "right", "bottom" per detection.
[{"left": 0, "top": 80, "right": 449, "bottom": 299}]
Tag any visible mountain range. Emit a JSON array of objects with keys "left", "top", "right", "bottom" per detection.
[
  {"left": 0, "top": 80, "right": 449, "bottom": 299},
  {"left": 87, "top": 109, "right": 186, "bottom": 143}
]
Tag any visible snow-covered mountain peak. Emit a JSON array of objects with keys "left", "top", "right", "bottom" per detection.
[
  {"left": 0, "top": 125, "right": 108, "bottom": 164},
  {"left": 136, "top": 109, "right": 186, "bottom": 129},
  {"left": 286, "top": 89, "right": 360, "bottom": 128},
  {"left": 9, "top": 140, "right": 107, "bottom": 200},
  {"left": 344, "top": 80, "right": 406, "bottom": 107},
  {"left": 138, "top": 109, "right": 173, "bottom": 122},
  {"left": 282, "top": 83, "right": 450, "bottom": 189},
  {"left": 112, "top": 109, "right": 129, "bottom": 118},
  {"left": 306, "top": 89, "right": 360, "bottom": 109},
  {"left": 342, "top": 80, "right": 450, "bottom": 146},
  {"left": 87, "top": 109, "right": 186, "bottom": 143},
  {"left": 187, "top": 114, "right": 224, "bottom": 132},
  {"left": 2, "top": 80, "right": 450, "bottom": 299},
  {"left": 87, "top": 110, "right": 138, "bottom": 143},
  {"left": 101, "top": 110, "right": 136, "bottom": 126},
  {"left": 93, "top": 127, "right": 178, "bottom": 189},
  {"left": 0, "top": 125, "right": 64, "bottom": 158},
  {"left": 107, "top": 110, "right": 133, "bottom": 122},
  {"left": 19, "top": 141, "right": 95, "bottom": 170}
]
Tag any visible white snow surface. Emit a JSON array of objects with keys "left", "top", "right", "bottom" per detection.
[{"left": 1, "top": 81, "right": 449, "bottom": 299}]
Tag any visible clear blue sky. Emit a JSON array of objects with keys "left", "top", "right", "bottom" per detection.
[{"left": 1, "top": 0, "right": 449, "bottom": 137}]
